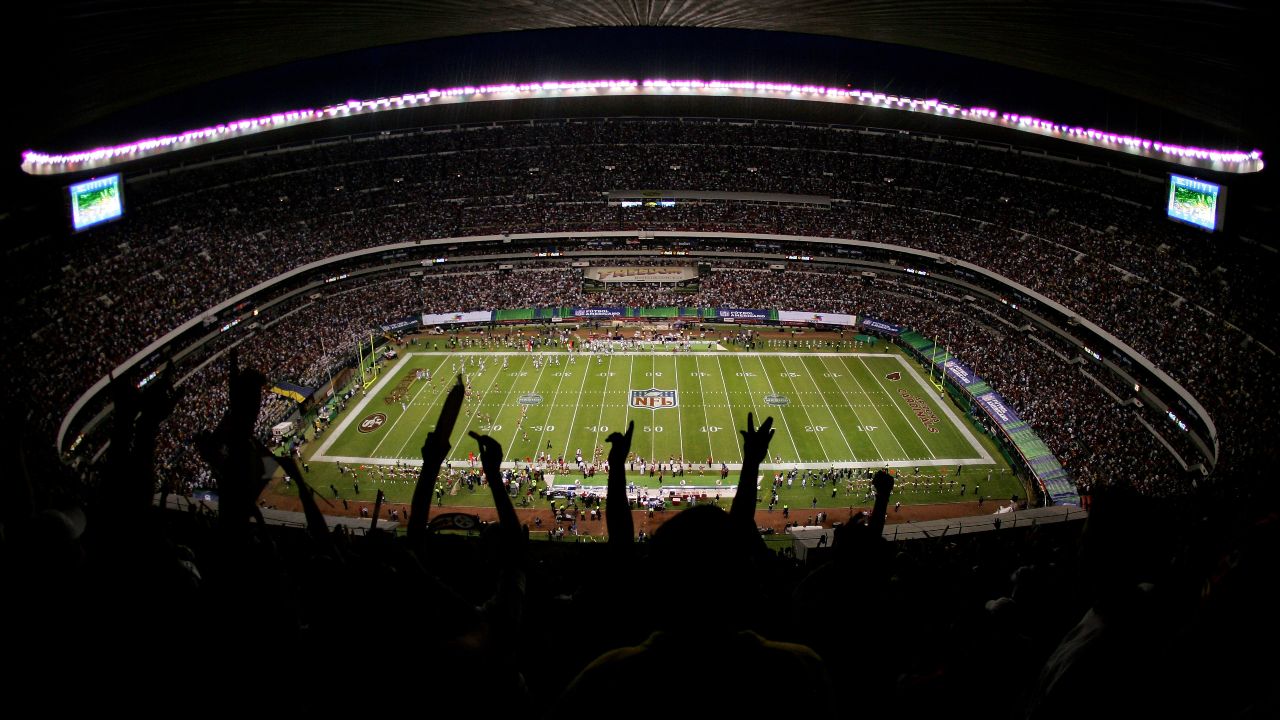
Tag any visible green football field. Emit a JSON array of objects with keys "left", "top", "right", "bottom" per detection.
[{"left": 313, "top": 349, "right": 992, "bottom": 471}]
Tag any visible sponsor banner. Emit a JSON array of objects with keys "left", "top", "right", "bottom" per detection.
[
  {"left": 630, "top": 388, "right": 678, "bottom": 409},
  {"left": 859, "top": 316, "right": 902, "bottom": 335},
  {"left": 941, "top": 358, "right": 982, "bottom": 388},
  {"left": 584, "top": 266, "right": 697, "bottom": 283},
  {"left": 269, "top": 381, "right": 313, "bottom": 404},
  {"left": 421, "top": 310, "right": 493, "bottom": 326},
  {"left": 974, "top": 391, "right": 1023, "bottom": 427},
  {"left": 715, "top": 308, "right": 770, "bottom": 321},
  {"left": 778, "top": 311, "right": 857, "bottom": 326},
  {"left": 379, "top": 317, "right": 420, "bottom": 333},
  {"left": 570, "top": 307, "right": 627, "bottom": 318}
]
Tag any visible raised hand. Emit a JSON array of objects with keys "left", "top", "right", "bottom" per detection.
[
  {"left": 868, "top": 470, "right": 895, "bottom": 537},
  {"left": 468, "top": 430, "right": 504, "bottom": 480},
  {"left": 107, "top": 370, "right": 142, "bottom": 429},
  {"left": 872, "top": 470, "right": 894, "bottom": 499},
  {"left": 281, "top": 454, "right": 339, "bottom": 557},
  {"left": 104, "top": 372, "right": 142, "bottom": 484},
  {"left": 195, "top": 349, "right": 268, "bottom": 529},
  {"left": 223, "top": 348, "right": 267, "bottom": 437},
  {"left": 468, "top": 431, "right": 520, "bottom": 546},
  {"left": 410, "top": 379, "right": 465, "bottom": 540},
  {"left": 421, "top": 377, "right": 464, "bottom": 464},
  {"left": 370, "top": 488, "right": 385, "bottom": 532},
  {"left": 739, "top": 412, "right": 775, "bottom": 466},
  {"left": 137, "top": 357, "right": 184, "bottom": 430},
  {"left": 605, "top": 421, "right": 635, "bottom": 550},
  {"left": 605, "top": 421, "right": 634, "bottom": 469},
  {"left": 731, "top": 413, "right": 774, "bottom": 523},
  {"left": 119, "top": 359, "right": 187, "bottom": 512}
]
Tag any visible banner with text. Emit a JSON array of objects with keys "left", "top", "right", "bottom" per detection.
[
  {"left": 583, "top": 266, "right": 697, "bottom": 283},
  {"left": 380, "top": 317, "right": 421, "bottom": 333},
  {"left": 570, "top": 307, "right": 627, "bottom": 318},
  {"left": 714, "top": 308, "right": 770, "bottom": 321},
  {"left": 421, "top": 311, "right": 493, "bottom": 326},
  {"left": 859, "top": 316, "right": 902, "bottom": 335},
  {"left": 941, "top": 358, "right": 983, "bottom": 389},
  {"left": 974, "top": 391, "right": 1023, "bottom": 428}
]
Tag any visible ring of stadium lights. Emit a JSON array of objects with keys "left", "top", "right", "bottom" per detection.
[{"left": 22, "top": 79, "right": 1263, "bottom": 175}]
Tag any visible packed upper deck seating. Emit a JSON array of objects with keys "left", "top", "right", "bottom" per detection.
[{"left": 6, "top": 120, "right": 1274, "bottom": 504}]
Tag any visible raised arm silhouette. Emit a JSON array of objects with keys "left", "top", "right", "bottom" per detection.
[{"left": 559, "top": 412, "right": 832, "bottom": 714}]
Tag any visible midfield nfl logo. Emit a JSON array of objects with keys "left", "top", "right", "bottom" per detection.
[{"left": 630, "top": 388, "right": 678, "bottom": 409}]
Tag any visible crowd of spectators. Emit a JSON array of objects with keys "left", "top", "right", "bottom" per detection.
[
  {"left": 6, "top": 359, "right": 1274, "bottom": 715},
  {"left": 117, "top": 261, "right": 1197, "bottom": 502},
  {"left": 6, "top": 120, "right": 1275, "bottom": 508}
]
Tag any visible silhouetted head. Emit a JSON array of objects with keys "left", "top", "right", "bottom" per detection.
[{"left": 650, "top": 505, "right": 760, "bottom": 617}]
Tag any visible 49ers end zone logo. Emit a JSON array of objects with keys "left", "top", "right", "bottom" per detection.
[
  {"left": 885, "top": 372, "right": 901, "bottom": 381},
  {"left": 358, "top": 413, "right": 388, "bottom": 433}
]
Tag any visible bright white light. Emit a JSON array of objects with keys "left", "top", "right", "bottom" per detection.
[{"left": 20, "top": 77, "right": 1261, "bottom": 173}]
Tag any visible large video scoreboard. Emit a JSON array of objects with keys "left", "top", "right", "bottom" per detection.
[
  {"left": 69, "top": 174, "right": 124, "bottom": 231},
  {"left": 1166, "top": 174, "right": 1226, "bottom": 232}
]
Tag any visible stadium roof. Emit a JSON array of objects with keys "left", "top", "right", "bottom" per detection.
[{"left": 12, "top": 0, "right": 1269, "bottom": 156}]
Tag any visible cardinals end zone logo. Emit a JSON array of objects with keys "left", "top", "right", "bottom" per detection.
[
  {"left": 358, "top": 413, "right": 387, "bottom": 433},
  {"left": 885, "top": 372, "right": 901, "bottom": 381}
]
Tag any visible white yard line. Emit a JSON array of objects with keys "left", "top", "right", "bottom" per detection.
[
  {"left": 711, "top": 354, "right": 744, "bottom": 461},
  {"left": 508, "top": 354, "right": 551, "bottom": 459},
  {"left": 817, "top": 355, "right": 881, "bottom": 461},
  {"left": 391, "top": 361, "right": 477, "bottom": 459},
  {"left": 749, "top": 354, "right": 803, "bottom": 461},
  {"left": 672, "top": 352, "right": 685, "bottom": 465},
  {"left": 588, "top": 353, "right": 615, "bottom": 452},
  {"left": 562, "top": 353, "right": 593, "bottom": 463},
  {"left": 370, "top": 356, "right": 451, "bottom": 457},
  {"left": 310, "top": 351, "right": 988, "bottom": 470},
  {"left": 533, "top": 355, "right": 571, "bottom": 457},
  {"left": 792, "top": 355, "right": 858, "bottom": 462},
  {"left": 448, "top": 356, "right": 511, "bottom": 463},
  {"left": 313, "top": 354, "right": 419, "bottom": 457},
  {"left": 317, "top": 454, "right": 984, "bottom": 471},
  {"left": 622, "top": 352, "right": 635, "bottom": 448},
  {"left": 769, "top": 355, "right": 831, "bottom": 463},
  {"left": 693, "top": 354, "right": 720, "bottom": 460},
  {"left": 477, "top": 356, "right": 527, "bottom": 445},
  {"left": 647, "top": 353, "right": 656, "bottom": 461},
  {"left": 837, "top": 355, "right": 910, "bottom": 460},
  {"left": 897, "top": 355, "right": 993, "bottom": 463},
  {"left": 858, "top": 356, "right": 937, "bottom": 459}
]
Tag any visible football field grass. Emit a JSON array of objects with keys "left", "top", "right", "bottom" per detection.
[{"left": 315, "top": 349, "right": 992, "bottom": 471}]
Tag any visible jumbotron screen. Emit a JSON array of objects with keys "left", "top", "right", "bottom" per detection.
[
  {"left": 1166, "top": 174, "right": 1225, "bottom": 232},
  {"left": 69, "top": 174, "right": 124, "bottom": 231}
]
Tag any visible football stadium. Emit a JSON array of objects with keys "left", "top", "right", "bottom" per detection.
[{"left": 4, "top": 4, "right": 1276, "bottom": 713}]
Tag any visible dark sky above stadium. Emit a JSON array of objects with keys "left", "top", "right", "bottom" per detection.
[
  {"left": 9, "top": 1, "right": 1271, "bottom": 156},
  {"left": 4, "top": 2, "right": 1275, "bottom": 230}
]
